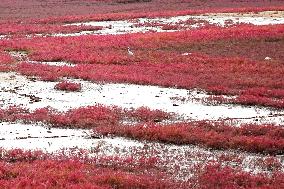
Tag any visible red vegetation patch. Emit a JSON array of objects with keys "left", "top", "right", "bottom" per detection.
[
  {"left": 233, "top": 94, "right": 284, "bottom": 108},
  {"left": 0, "top": 149, "right": 175, "bottom": 189},
  {"left": 15, "top": 54, "right": 284, "bottom": 109},
  {"left": 201, "top": 87, "right": 284, "bottom": 108},
  {"left": 1, "top": 0, "right": 283, "bottom": 22},
  {"left": 1, "top": 105, "right": 283, "bottom": 154},
  {"left": 0, "top": 52, "right": 14, "bottom": 64},
  {"left": 0, "top": 51, "right": 14, "bottom": 71},
  {"left": 3, "top": 24, "right": 281, "bottom": 108},
  {"left": 54, "top": 81, "right": 82, "bottom": 92},
  {"left": 1, "top": 1, "right": 284, "bottom": 188},
  {"left": 0, "top": 23, "right": 103, "bottom": 36},
  {"left": 193, "top": 163, "right": 284, "bottom": 189},
  {"left": 95, "top": 121, "right": 284, "bottom": 155},
  {"left": 0, "top": 149, "right": 282, "bottom": 188},
  {"left": 0, "top": 105, "right": 172, "bottom": 128},
  {"left": 127, "top": 107, "right": 171, "bottom": 122},
  {"left": 1, "top": 24, "right": 283, "bottom": 63}
]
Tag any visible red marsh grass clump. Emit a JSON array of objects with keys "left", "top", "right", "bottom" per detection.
[
  {"left": 0, "top": 149, "right": 176, "bottom": 189},
  {"left": 0, "top": 51, "right": 15, "bottom": 71},
  {"left": 95, "top": 121, "right": 284, "bottom": 155},
  {"left": 127, "top": 107, "right": 171, "bottom": 122},
  {"left": 0, "top": 105, "right": 172, "bottom": 128},
  {"left": 201, "top": 87, "right": 284, "bottom": 108},
  {"left": 54, "top": 81, "right": 82, "bottom": 92},
  {"left": 192, "top": 163, "right": 284, "bottom": 189},
  {"left": 0, "top": 52, "right": 14, "bottom": 64},
  {"left": 0, "top": 148, "right": 282, "bottom": 188}
]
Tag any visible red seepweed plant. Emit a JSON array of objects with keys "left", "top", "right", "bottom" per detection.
[
  {"left": 0, "top": 51, "right": 14, "bottom": 71},
  {"left": 0, "top": 148, "right": 282, "bottom": 188},
  {"left": 95, "top": 121, "right": 284, "bottom": 155},
  {"left": 54, "top": 81, "right": 82, "bottom": 92},
  {"left": 0, "top": 105, "right": 172, "bottom": 128}
]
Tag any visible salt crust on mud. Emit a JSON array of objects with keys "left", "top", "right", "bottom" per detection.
[
  {"left": 8, "top": 50, "right": 76, "bottom": 67},
  {"left": 28, "top": 60, "right": 76, "bottom": 67},
  {"left": 0, "top": 72, "right": 283, "bottom": 125},
  {"left": 59, "top": 13, "right": 284, "bottom": 36},
  {"left": 0, "top": 122, "right": 141, "bottom": 153}
]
